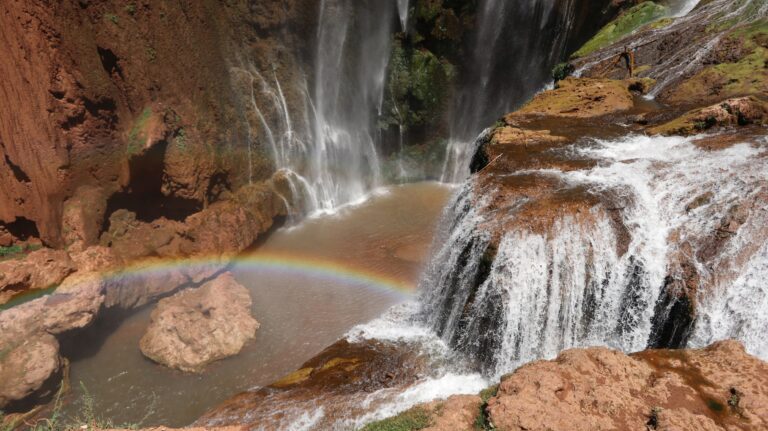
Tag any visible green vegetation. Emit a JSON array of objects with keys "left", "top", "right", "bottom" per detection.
[
  {"left": 380, "top": 38, "right": 456, "bottom": 133},
  {"left": 124, "top": 3, "right": 137, "bottom": 16},
  {"left": 145, "top": 47, "right": 157, "bottom": 62},
  {"left": 572, "top": 2, "right": 669, "bottom": 58},
  {"left": 0, "top": 244, "right": 23, "bottom": 258},
  {"left": 103, "top": 13, "right": 119, "bottom": 25},
  {"left": 127, "top": 107, "right": 153, "bottom": 155},
  {"left": 474, "top": 385, "right": 498, "bottom": 430},
  {"left": 552, "top": 62, "right": 575, "bottom": 82},
  {"left": 0, "top": 243, "right": 42, "bottom": 261},
  {"left": 0, "top": 383, "right": 144, "bottom": 431},
  {"left": 174, "top": 128, "right": 187, "bottom": 151},
  {"left": 360, "top": 406, "right": 432, "bottom": 431}
]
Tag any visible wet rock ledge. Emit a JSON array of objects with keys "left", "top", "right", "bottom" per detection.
[{"left": 365, "top": 341, "right": 768, "bottom": 431}]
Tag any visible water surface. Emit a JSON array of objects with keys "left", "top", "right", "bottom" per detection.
[{"left": 61, "top": 182, "right": 452, "bottom": 426}]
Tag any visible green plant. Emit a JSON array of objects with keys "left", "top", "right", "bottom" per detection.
[
  {"left": 474, "top": 385, "right": 498, "bottom": 430},
  {"left": 124, "top": 3, "right": 136, "bottom": 15},
  {"left": 552, "top": 62, "right": 575, "bottom": 82},
  {"left": 174, "top": 128, "right": 187, "bottom": 151},
  {"left": 360, "top": 407, "right": 432, "bottom": 431},
  {"left": 0, "top": 245, "right": 23, "bottom": 257},
  {"left": 647, "top": 406, "right": 663, "bottom": 429},
  {"left": 103, "top": 13, "right": 119, "bottom": 24},
  {"left": 145, "top": 47, "right": 157, "bottom": 62}
]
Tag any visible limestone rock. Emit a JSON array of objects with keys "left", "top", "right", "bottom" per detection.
[
  {"left": 0, "top": 272, "right": 105, "bottom": 345},
  {"left": 486, "top": 340, "right": 768, "bottom": 431},
  {"left": 139, "top": 273, "right": 258, "bottom": 373},
  {"left": 69, "top": 245, "right": 122, "bottom": 273},
  {"left": 423, "top": 395, "right": 482, "bottom": 431},
  {"left": 0, "top": 334, "right": 61, "bottom": 409},
  {"left": 61, "top": 186, "right": 108, "bottom": 251},
  {"left": 0, "top": 248, "right": 76, "bottom": 305},
  {"left": 650, "top": 96, "right": 768, "bottom": 136},
  {"left": 100, "top": 210, "right": 185, "bottom": 261},
  {"left": 514, "top": 78, "right": 634, "bottom": 118}
]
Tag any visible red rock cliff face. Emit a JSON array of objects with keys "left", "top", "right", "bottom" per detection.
[{"left": 0, "top": 0, "right": 316, "bottom": 247}]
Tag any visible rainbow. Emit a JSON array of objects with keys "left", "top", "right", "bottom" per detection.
[{"left": 102, "top": 251, "right": 416, "bottom": 296}]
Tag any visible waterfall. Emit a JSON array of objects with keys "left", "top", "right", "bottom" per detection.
[
  {"left": 422, "top": 133, "right": 768, "bottom": 377},
  {"left": 440, "top": 0, "right": 583, "bottom": 183},
  {"left": 236, "top": 0, "right": 402, "bottom": 216},
  {"left": 397, "top": 0, "right": 410, "bottom": 31}
]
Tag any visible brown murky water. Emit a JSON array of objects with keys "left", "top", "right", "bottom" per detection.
[{"left": 59, "top": 182, "right": 452, "bottom": 427}]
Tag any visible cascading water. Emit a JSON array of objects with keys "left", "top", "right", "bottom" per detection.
[
  {"left": 397, "top": 0, "right": 410, "bottom": 31},
  {"left": 422, "top": 134, "right": 768, "bottom": 378},
  {"left": 236, "top": 0, "right": 403, "bottom": 215},
  {"left": 441, "top": 0, "right": 594, "bottom": 183}
]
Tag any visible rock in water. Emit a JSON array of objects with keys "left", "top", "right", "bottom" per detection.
[
  {"left": 139, "top": 273, "right": 259, "bottom": 373},
  {"left": 0, "top": 334, "right": 61, "bottom": 409}
]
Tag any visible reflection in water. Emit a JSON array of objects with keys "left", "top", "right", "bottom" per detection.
[{"left": 60, "top": 182, "right": 452, "bottom": 427}]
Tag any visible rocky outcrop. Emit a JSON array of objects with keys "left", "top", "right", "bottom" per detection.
[
  {"left": 364, "top": 341, "right": 768, "bottom": 431},
  {"left": 0, "top": 273, "right": 104, "bottom": 411},
  {"left": 649, "top": 96, "right": 768, "bottom": 136},
  {"left": 515, "top": 77, "right": 635, "bottom": 118},
  {"left": 486, "top": 341, "right": 768, "bottom": 431},
  {"left": 0, "top": 334, "right": 62, "bottom": 410},
  {"left": 0, "top": 0, "right": 315, "bottom": 248},
  {"left": 571, "top": 0, "right": 767, "bottom": 106},
  {"left": 196, "top": 338, "right": 432, "bottom": 429},
  {"left": 139, "top": 273, "right": 258, "bottom": 373},
  {"left": 0, "top": 248, "right": 75, "bottom": 305},
  {"left": 0, "top": 272, "right": 105, "bottom": 343}
]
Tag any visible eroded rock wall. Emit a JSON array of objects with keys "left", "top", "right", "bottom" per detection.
[{"left": 0, "top": 0, "right": 316, "bottom": 247}]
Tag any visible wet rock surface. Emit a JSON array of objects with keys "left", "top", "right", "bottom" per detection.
[
  {"left": 196, "top": 338, "right": 432, "bottom": 430},
  {"left": 139, "top": 273, "right": 259, "bottom": 373}
]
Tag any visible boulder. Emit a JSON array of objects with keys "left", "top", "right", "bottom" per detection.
[
  {"left": 0, "top": 334, "right": 61, "bottom": 409},
  {"left": 139, "top": 273, "right": 258, "bottom": 373},
  {"left": 0, "top": 248, "right": 76, "bottom": 305},
  {"left": 0, "top": 272, "right": 105, "bottom": 345},
  {"left": 102, "top": 257, "right": 226, "bottom": 309}
]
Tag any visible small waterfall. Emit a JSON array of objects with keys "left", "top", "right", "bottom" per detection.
[
  {"left": 397, "top": 0, "right": 410, "bottom": 31},
  {"left": 422, "top": 133, "right": 768, "bottom": 377},
  {"left": 237, "top": 1, "right": 404, "bottom": 215},
  {"left": 441, "top": 0, "right": 586, "bottom": 183}
]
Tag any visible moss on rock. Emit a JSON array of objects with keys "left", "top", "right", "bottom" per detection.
[
  {"left": 572, "top": 2, "right": 669, "bottom": 58},
  {"left": 664, "top": 20, "right": 768, "bottom": 105}
]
